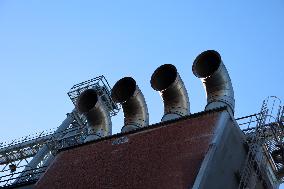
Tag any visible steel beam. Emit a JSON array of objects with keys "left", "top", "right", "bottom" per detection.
[{"left": 13, "top": 110, "right": 75, "bottom": 184}]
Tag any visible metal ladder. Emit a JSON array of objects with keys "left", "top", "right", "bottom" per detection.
[{"left": 238, "top": 96, "right": 282, "bottom": 189}]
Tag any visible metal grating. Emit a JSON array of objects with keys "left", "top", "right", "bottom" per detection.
[{"left": 67, "top": 75, "right": 120, "bottom": 116}]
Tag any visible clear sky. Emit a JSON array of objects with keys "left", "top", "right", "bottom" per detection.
[{"left": 0, "top": 0, "right": 284, "bottom": 187}]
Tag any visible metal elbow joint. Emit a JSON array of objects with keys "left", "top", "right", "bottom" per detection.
[
  {"left": 77, "top": 89, "right": 112, "bottom": 142},
  {"left": 111, "top": 77, "right": 149, "bottom": 132},
  {"left": 151, "top": 64, "right": 190, "bottom": 121},
  {"left": 192, "top": 50, "right": 235, "bottom": 114}
]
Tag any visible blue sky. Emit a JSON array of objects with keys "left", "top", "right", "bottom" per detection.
[{"left": 0, "top": 0, "right": 284, "bottom": 186}]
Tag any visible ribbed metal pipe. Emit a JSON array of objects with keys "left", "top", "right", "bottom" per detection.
[
  {"left": 151, "top": 64, "right": 190, "bottom": 121},
  {"left": 192, "top": 50, "right": 235, "bottom": 114},
  {"left": 77, "top": 89, "right": 112, "bottom": 142},
  {"left": 111, "top": 77, "right": 149, "bottom": 132}
]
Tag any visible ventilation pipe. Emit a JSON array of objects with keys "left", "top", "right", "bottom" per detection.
[
  {"left": 77, "top": 89, "right": 112, "bottom": 142},
  {"left": 192, "top": 50, "right": 235, "bottom": 115},
  {"left": 151, "top": 64, "right": 190, "bottom": 121},
  {"left": 111, "top": 77, "right": 149, "bottom": 132}
]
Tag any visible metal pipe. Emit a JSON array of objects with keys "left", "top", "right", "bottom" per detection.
[
  {"left": 111, "top": 77, "right": 149, "bottom": 132},
  {"left": 192, "top": 50, "right": 235, "bottom": 114},
  {"left": 77, "top": 89, "right": 112, "bottom": 142},
  {"left": 151, "top": 64, "right": 190, "bottom": 121}
]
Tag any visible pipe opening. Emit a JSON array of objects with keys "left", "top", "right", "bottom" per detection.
[
  {"left": 111, "top": 77, "right": 136, "bottom": 103},
  {"left": 151, "top": 64, "right": 177, "bottom": 91},
  {"left": 77, "top": 89, "right": 98, "bottom": 113},
  {"left": 193, "top": 50, "right": 221, "bottom": 78}
]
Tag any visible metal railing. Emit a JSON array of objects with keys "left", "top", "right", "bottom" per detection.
[
  {"left": 237, "top": 96, "right": 284, "bottom": 188},
  {"left": 0, "top": 166, "right": 47, "bottom": 188}
]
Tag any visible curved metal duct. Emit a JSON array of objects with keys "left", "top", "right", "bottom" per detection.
[
  {"left": 77, "top": 89, "right": 112, "bottom": 142},
  {"left": 111, "top": 77, "right": 149, "bottom": 132},
  {"left": 192, "top": 50, "right": 235, "bottom": 114},
  {"left": 151, "top": 64, "right": 190, "bottom": 121}
]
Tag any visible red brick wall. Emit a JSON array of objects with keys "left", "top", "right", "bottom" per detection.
[{"left": 36, "top": 111, "right": 221, "bottom": 189}]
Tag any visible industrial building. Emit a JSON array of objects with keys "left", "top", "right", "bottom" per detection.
[{"left": 0, "top": 50, "right": 283, "bottom": 188}]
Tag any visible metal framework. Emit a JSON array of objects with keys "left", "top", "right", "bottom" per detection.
[
  {"left": 0, "top": 111, "right": 85, "bottom": 187},
  {"left": 237, "top": 96, "right": 284, "bottom": 188},
  {"left": 67, "top": 75, "right": 120, "bottom": 116},
  {"left": 0, "top": 76, "right": 120, "bottom": 188},
  {"left": 0, "top": 94, "right": 283, "bottom": 188}
]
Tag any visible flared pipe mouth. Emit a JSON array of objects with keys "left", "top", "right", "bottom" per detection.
[
  {"left": 192, "top": 50, "right": 221, "bottom": 78},
  {"left": 150, "top": 64, "right": 177, "bottom": 91},
  {"left": 111, "top": 77, "right": 136, "bottom": 103},
  {"left": 77, "top": 89, "right": 99, "bottom": 113}
]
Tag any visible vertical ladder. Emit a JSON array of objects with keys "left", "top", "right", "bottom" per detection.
[{"left": 238, "top": 96, "right": 282, "bottom": 189}]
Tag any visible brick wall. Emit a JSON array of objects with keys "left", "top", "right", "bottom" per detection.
[{"left": 36, "top": 110, "right": 222, "bottom": 189}]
